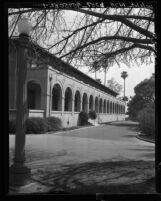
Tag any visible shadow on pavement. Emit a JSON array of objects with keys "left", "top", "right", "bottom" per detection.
[{"left": 30, "top": 160, "right": 155, "bottom": 194}]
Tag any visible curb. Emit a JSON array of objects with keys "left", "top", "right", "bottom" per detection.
[
  {"left": 136, "top": 134, "right": 155, "bottom": 144},
  {"left": 47, "top": 124, "right": 102, "bottom": 135}
]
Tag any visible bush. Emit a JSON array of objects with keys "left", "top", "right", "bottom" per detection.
[
  {"left": 88, "top": 111, "right": 97, "bottom": 120},
  {"left": 9, "top": 116, "right": 62, "bottom": 134},
  {"left": 137, "top": 105, "right": 155, "bottom": 136},
  {"left": 46, "top": 116, "right": 62, "bottom": 131},
  {"left": 79, "top": 111, "right": 89, "bottom": 126},
  {"left": 26, "top": 117, "right": 48, "bottom": 134}
]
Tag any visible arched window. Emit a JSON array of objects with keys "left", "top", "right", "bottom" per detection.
[
  {"left": 116, "top": 103, "right": 118, "bottom": 114},
  {"left": 119, "top": 104, "right": 120, "bottom": 114},
  {"left": 27, "top": 81, "right": 41, "bottom": 110},
  {"left": 110, "top": 102, "right": 113, "bottom": 114},
  {"left": 74, "top": 90, "right": 81, "bottom": 112},
  {"left": 52, "top": 84, "right": 62, "bottom": 111},
  {"left": 64, "top": 87, "right": 72, "bottom": 111},
  {"left": 113, "top": 102, "right": 115, "bottom": 114},
  {"left": 82, "top": 93, "right": 88, "bottom": 112},
  {"left": 107, "top": 100, "right": 109, "bottom": 113},
  {"left": 99, "top": 98, "right": 102, "bottom": 113},
  {"left": 95, "top": 97, "right": 99, "bottom": 113},
  {"left": 103, "top": 99, "right": 106, "bottom": 113},
  {"left": 89, "top": 95, "right": 94, "bottom": 111}
]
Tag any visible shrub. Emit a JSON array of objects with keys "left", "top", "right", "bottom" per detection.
[
  {"left": 9, "top": 116, "right": 62, "bottom": 134},
  {"left": 26, "top": 117, "right": 48, "bottom": 134},
  {"left": 46, "top": 116, "right": 62, "bottom": 131},
  {"left": 79, "top": 111, "right": 89, "bottom": 126},
  {"left": 137, "top": 105, "right": 155, "bottom": 136},
  {"left": 88, "top": 111, "right": 97, "bottom": 120}
]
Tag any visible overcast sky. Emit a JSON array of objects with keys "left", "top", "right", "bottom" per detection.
[
  {"left": 62, "top": 10, "right": 155, "bottom": 98},
  {"left": 80, "top": 62, "right": 155, "bottom": 98}
]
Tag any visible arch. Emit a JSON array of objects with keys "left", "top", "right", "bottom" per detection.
[
  {"left": 82, "top": 93, "right": 88, "bottom": 112},
  {"left": 113, "top": 102, "right": 115, "bottom": 114},
  {"left": 116, "top": 103, "right": 118, "bottom": 114},
  {"left": 64, "top": 87, "right": 73, "bottom": 111},
  {"left": 103, "top": 99, "right": 106, "bottom": 113},
  {"left": 99, "top": 98, "right": 103, "bottom": 113},
  {"left": 52, "top": 83, "right": 62, "bottom": 111},
  {"left": 89, "top": 95, "right": 94, "bottom": 111},
  {"left": 107, "top": 100, "right": 109, "bottom": 113},
  {"left": 52, "top": 80, "right": 64, "bottom": 97},
  {"left": 27, "top": 81, "right": 41, "bottom": 109},
  {"left": 110, "top": 101, "right": 113, "bottom": 114},
  {"left": 95, "top": 97, "right": 99, "bottom": 113},
  {"left": 118, "top": 104, "right": 120, "bottom": 114},
  {"left": 74, "top": 90, "right": 81, "bottom": 112}
]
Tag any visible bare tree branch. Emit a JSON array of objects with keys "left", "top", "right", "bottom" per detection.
[{"left": 68, "top": 8, "right": 155, "bottom": 39}]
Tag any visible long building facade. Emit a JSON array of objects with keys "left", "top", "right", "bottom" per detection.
[{"left": 9, "top": 38, "right": 126, "bottom": 128}]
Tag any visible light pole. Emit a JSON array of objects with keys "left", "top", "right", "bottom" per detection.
[
  {"left": 121, "top": 71, "right": 128, "bottom": 98},
  {"left": 10, "top": 18, "right": 32, "bottom": 175},
  {"left": 121, "top": 71, "right": 128, "bottom": 114}
]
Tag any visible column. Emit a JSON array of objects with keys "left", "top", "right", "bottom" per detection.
[
  {"left": 10, "top": 35, "right": 30, "bottom": 174},
  {"left": 72, "top": 97, "right": 75, "bottom": 115}
]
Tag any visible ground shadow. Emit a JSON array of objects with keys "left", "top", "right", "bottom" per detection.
[{"left": 30, "top": 160, "right": 155, "bottom": 194}]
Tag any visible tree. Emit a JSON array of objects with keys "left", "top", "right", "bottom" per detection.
[
  {"left": 127, "top": 74, "right": 155, "bottom": 119},
  {"left": 8, "top": 5, "right": 155, "bottom": 71},
  {"left": 95, "top": 78, "right": 102, "bottom": 84},
  {"left": 107, "top": 77, "right": 122, "bottom": 94}
]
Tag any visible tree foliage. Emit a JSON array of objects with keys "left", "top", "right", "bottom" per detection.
[
  {"left": 127, "top": 74, "right": 155, "bottom": 119},
  {"left": 8, "top": 6, "right": 155, "bottom": 71},
  {"left": 107, "top": 77, "right": 123, "bottom": 93}
]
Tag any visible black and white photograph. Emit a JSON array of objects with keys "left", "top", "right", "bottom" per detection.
[{"left": 7, "top": 2, "right": 158, "bottom": 196}]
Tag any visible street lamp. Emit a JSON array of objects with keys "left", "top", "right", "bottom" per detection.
[
  {"left": 121, "top": 71, "right": 128, "bottom": 114},
  {"left": 121, "top": 71, "right": 128, "bottom": 99},
  {"left": 10, "top": 18, "right": 32, "bottom": 176}
]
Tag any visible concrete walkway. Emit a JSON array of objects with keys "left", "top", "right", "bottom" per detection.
[{"left": 9, "top": 120, "right": 155, "bottom": 194}]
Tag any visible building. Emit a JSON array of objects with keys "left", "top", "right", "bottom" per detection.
[{"left": 9, "top": 38, "right": 125, "bottom": 128}]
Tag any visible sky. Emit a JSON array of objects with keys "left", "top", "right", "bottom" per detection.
[
  {"left": 80, "top": 62, "right": 155, "bottom": 98},
  {"left": 61, "top": 10, "right": 155, "bottom": 99},
  {"left": 10, "top": 9, "right": 154, "bottom": 99}
]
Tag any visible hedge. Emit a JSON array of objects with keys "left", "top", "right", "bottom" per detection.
[
  {"left": 46, "top": 116, "right": 62, "bottom": 131},
  {"left": 79, "top": 111, "right": 89, "bottom": 126},
  {"left": 88, "top": 111, "right": 97, "bottom": 120},
  {"left": 137, "top": 104, "right": 155, "bottom": 136},
  {"left": 9, "top": 116, "right": 62, "bottom": 134}
]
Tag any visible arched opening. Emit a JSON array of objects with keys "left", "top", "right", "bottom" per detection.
[
  {"left": 64, "top": 87, "right": 72, "bottom": 111},
  {"left": 27, "top": 81, "right": 41, "bottom": 109},
  {"left": 74, "top": 90, "right": 81, "bottom": 112},
  {"left": 115, "top": 103, "right": 117, "bottom": 114},
  {"left": 110, "top": 102, "right": 112, "bottom": 113},
  {"left": 107, "top": 100, "right": 109, "bottom": 113},
  {"left": 99, "top": 98, "right": 102, "bottom": 113},
  {"left": 113, "top": 102, "right": 115, "bottom": 114},
  {"left": 95, "top": 97, "right": 99, "bottom": 113},
  {"left": 82, "top": 93, "right": 88, "bottom": 112},
  {"left": 52, "top": 84, "right": 62, "bottom": 111},
  {"left": 103, "top": 99, "right": 106, "bottom": 113},
  {"left": 89, "top": 95, "right": 94, "bottom": 111}
]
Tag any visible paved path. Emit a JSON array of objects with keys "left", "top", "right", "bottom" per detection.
[{"left": 9, "top": 120, "right": 155, "bottom": 194}]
